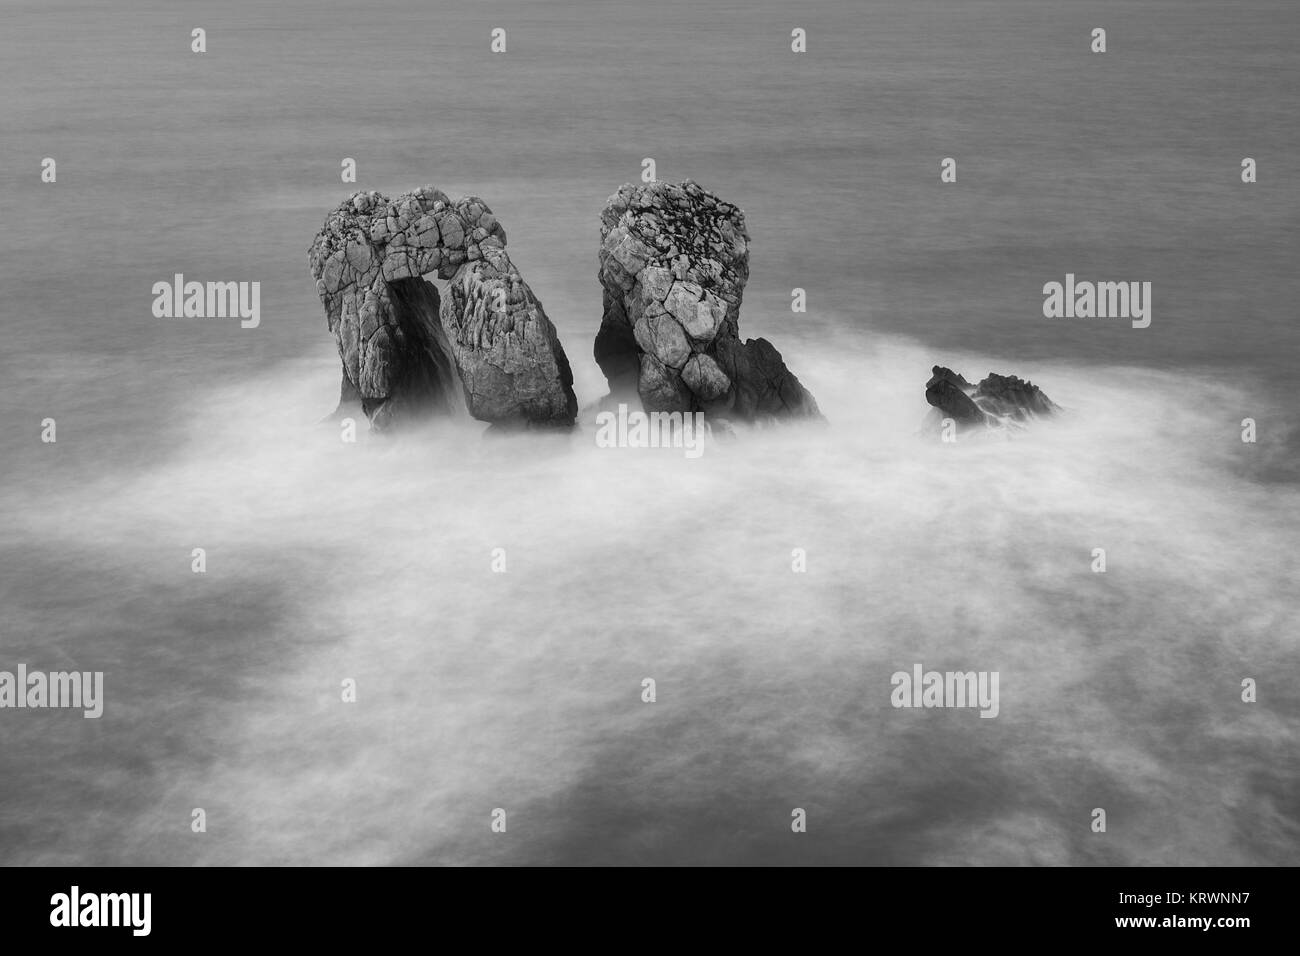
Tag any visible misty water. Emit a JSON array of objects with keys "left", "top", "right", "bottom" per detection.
[{"left": 1, "top": 0, "right": 1298, "bottom": 864}]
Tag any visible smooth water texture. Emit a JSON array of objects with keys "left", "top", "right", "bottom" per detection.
[{"left": 1, "top": 0, "right": 1297, "bottom": 865}]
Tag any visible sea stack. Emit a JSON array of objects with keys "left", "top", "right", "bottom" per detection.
[
  {"left": 594, "top": 180, "right": 821, "bottom": 422},
  {"left": 308, "top": 187, "right": 577, "bottom": 431}
]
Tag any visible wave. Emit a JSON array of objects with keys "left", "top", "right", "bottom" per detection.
[{"left": 1, "top": 332, "right": 1297, "bottom": 865}]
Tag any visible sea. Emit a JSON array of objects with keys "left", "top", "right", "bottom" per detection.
[{"left": 1, "top": 0, "right": 1297, "bottom": 865}]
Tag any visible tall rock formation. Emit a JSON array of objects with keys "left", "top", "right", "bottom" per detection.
[
  {"left": 308, "top": 187, "right": 576, "bottom": 430},
  {"left": 595, "top": 180, "right": 821, "bottom": 422}
]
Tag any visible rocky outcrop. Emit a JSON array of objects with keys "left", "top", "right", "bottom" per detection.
[
  {"left": 441, "top": 242, "right": 576, "bottom": 427},
  {"left": 925, "top": 366, "right": 1059, "bottom": 432},
  {"left": 308, "top": 187, "right": 576, "bottom": 430},
  {"left": 595, "top": 180, "right": 820, "bottom": 422},
  {"left": 925, "top": 367, "right": 985, "bottom": 425},
  {"left": 969, "top": 372, "right": 1059, "bottom": 421}
]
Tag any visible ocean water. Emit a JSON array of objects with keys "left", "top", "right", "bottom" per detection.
[{"left": 1, "top": 0, "right": 1298, "bottom": 865}]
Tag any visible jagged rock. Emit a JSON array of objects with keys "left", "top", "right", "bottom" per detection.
[
  {"left": 309, "top": 187, "right": 575, "bottom": 430},
  {"left": 928, "top": 366, "right": 972, "bottom": 392},
  {"left": 441, "top": 244, "right": 576, "bottom": 427},
  {"left": 971, "top": 372, "right": 1059, "bottom": 422},
  {"left": 925, "top": 367, "right": 985, "bottom": 425},
  {"left": 924, "top": 365, "right": 1059, "bottom": 432},
  {"left": 595, "top": 180, "right": 820, "bottom": 422},
  {"left": 712, "top": 337, "right": 820, "bottom": 421}
]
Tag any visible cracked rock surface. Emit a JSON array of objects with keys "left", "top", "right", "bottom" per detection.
[
  {"left": 308, "top": 187, "right": 576, "bottom": 430},
  {"left": 595, "top": 180, "right": 821, "bottom": 422}
]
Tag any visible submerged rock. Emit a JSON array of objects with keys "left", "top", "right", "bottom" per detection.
[
  {"left": 594, "top": 180, "right": 821, "bottom": 422},
  {"left": 308, "top": 187, "right": 576, "bottom": 430},
  {"left": 925, "top": 365, "right": 1059, "bottom": 433}
]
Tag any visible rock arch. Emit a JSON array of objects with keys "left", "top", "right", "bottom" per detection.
[{"left": 308, "top": 187, "right": 576, "bottom": 430}]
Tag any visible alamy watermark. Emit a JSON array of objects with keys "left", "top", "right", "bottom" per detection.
[
  {"left": 152, "top": 274, "right": 260, "bottom": 328},
  {"left": 50, "top": 886, "right": 150, "bottom": 936},
  {"left": 0, "top": 665, "right": 103, "bottom": 718},
  {"left": 595, "top": 403, "right": 710, "bottom": 459},
  {"left": 1043, "top": 273, "right": 1151, "bottom": 328},
  {"left": 890, "top": 664, "right": 999, "bottom": 718}
]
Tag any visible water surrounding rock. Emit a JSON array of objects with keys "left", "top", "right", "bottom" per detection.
[
  {"left": 308, "top": 187, "right": 576, "bottom": 430},
  {"left": 925, "top": 365, "right": 1060, "bottom": 433},
  {"left": 595, "top": 180, "right": 821, "bottom": 422}
]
